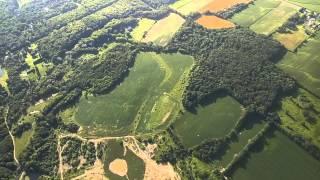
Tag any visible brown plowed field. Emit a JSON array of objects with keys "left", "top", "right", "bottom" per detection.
[
  {"left": 196, "top": 15, "right": 235, "bottom": 29},
  {"left": 200, "top": 0, "right": 253, "bottom": 13}
]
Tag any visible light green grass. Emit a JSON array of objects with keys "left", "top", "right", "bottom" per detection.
[
  {"left": 173, "top": 96, "right": 245, "bottom": 148},
  {"left": 230, "top": 0, "right": 281, "bottom": 27},
  {"left": 170, "top": 0, "right": 212, "bottom": 16},
  {"left": 74, "top": 52, "right": 193, "bottom": 137},
  {"left": 15, "top": 129, "right": 33, "bottom": 159},
  {"left": 288, "top": 0, "right": 320, "bottom": 12},
  {"left": 0, "top": 68, "right": 9, "bottom": 92},
  {"left": 131, "top": 18, "right": 156, "bottom": 41},
  {"left": 278, "top": 88, "right": 320, "bottom": 149},
  {"left": 250, "top": 1, "right": 300, "bottom": 35},
  {"left": 231, "top": 130, "right": 320, "bottom": 180},
  {"left": 277, "top": 32, "right": 320, "bottom": 96}
]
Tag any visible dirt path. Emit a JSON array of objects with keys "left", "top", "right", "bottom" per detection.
[
  {"left": 57, "top": 135, "right": 64, "bottom": 180},
  {"left": 3, "top": 107, "right": 19, "bottom": 165}
]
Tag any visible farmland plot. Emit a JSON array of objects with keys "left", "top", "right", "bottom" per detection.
[
  {"left": 200, "top": 0, "right": 253, "bottom": 13},
  {"left": 288, "top": 0, "right": 320, "bottom": 13},
  {"left": 196, "top": 15, "right": 235, "bottom": 29},
  {"left": 273, "top": 25, "right": 308, "bottom": 51},
  {"left": 131, "top": 18, "right": 156, "bottom": 41}
]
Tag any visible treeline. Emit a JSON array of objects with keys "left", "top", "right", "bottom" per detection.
[{"left": 167, "top": 21, "right": 296, "bottom": 115}]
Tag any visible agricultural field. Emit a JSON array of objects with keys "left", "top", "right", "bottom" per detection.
[
  {"left": 278, "top": 88, "right": 320, "bottom": 148},
  {"left": 173, "top": 96, "right": 245, "bottom": 148},
  {"left": 288, "top": 0, "right": 320, "bottom": 13},
  {"left": 217, "top": 118, "right": 265, "bottom": 166},
  {"left": 250, "top": 1, "right": 300, "bottom": 35},
  {"left": 277, "top": 32, "right": 320, "bottom": 97},
  {"left": 230, "top": 0, "right": 282, "bottom": 27},
  {"left": 200, "top": 0, "right": 252, "bottom": 13},
  {"left": 231, "top": 130, "right": 320, "bottom": 180},
  {"left": 273, "top": 25, "right": 308, "bottom": 51},
  {"left": 196, "top": 15, "right": 235, "bottom": 29},
  {"left": 70, "top": 52, "right": 193, "bottom": 136},
  {"left": 142, "top": 13, "right": 185, "bottom": 46},
  {"left": 169, "top": 0, "right": 213, "bottom": 16},
  {"left": 131, "top": 18, "right": 156, "bottom": 41}
]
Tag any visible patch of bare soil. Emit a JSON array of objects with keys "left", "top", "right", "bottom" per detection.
[{"left": 109, "top": 159, "right": 128, "bottom": 177}]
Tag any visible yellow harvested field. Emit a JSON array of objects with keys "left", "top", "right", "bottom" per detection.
[
  {"left": 196, "top": 15, "right": 236, "bottom": 29},
  {"left": 142, "top": 13, "right": 185, "bottom": 46},
  {"left": 0, "top": 69, "right": 9, "bottom": 92},
  {"left": 273, "top": 26, "right": 308, "bottom": 51},
  {"left": 131, "top": 18, "right": 156, "bottom": 41},
  {"left": 200, "top": 0, "right": 253, "bottom": 13}
]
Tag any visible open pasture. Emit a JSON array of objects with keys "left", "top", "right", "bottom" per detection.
[
  {"left": 278, "top": 88, "right": 320, "bottom": 148},
  {"left": 230, "top": 0, "right": 281, "bottom": 27},
  {"left": 131, "top": 18, "right": 156, "bottom": 42},
  {"left": 200, "top": 0, "right": 252, "bottom": 13},
  {"left": 142, "top": 13, "right": 185, "bottom": 46},
  {"left": 173, "top": 96, "right": 244, "bottom": 148},
  {"left": 273, "top": 25, "right": 308, "bottom": 51},
  {"left": 196, "top": 15, "right": 235, "bottom": 29},
  {"left": 74, "top": 52, "right": 193, "bottom": 137},
  {"left": 277, "top": 32, "right": 320, "bottom": 97},
  {"left": 288, "top": 0, "right": 320, "bottom": 13},
  {"left": 250, "top": 1, "right": 300, "bottom": 35},
  {"left": 170, "top": 0, "right": 213, "bottom": 16},
  {"left": 231, "top": 130, "right": 320, "bottom": 180}
]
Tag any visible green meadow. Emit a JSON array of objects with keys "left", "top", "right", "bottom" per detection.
[
  {"left": 250, "top": 1, "right": 300, "bottom": 35},
  {"left": 173, "top": 96, "right": 244, "bottom": 148},
  {"left": 277, "top": 32, "right": 320, "bottom": 97},
  {"left": 288, "top": 0, "right": 320, "bottom": 12},
  {"left": 74, "top": 52, "right": 193, "bottom": 136},
  {"left": 231, "top": 0, "right": 281, "bottom": 27},
  {"left": 231, "top": 130, "right": 320, "bottom": 180}
]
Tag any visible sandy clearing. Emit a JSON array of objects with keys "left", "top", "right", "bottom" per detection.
[{"left": 109, "top": 159, "right": 128, "bottom": 177}]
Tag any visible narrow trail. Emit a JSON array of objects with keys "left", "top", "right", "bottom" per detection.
[
  {"left": 4, "top": 107, "right": 19, "bottom": 165},
  {"left": 57, "top": 135, "right": 64, "bottom": 180}
]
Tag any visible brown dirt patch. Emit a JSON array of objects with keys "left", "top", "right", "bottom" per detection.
[
  {"left": 196, "top": 15, "right": 235, "bottom": 29},
  {"left": 200, "top": 0, "right": 252, "bottom": 13},
  {"left": 109, "top": 159, "right": 128, "bottom": 177}
]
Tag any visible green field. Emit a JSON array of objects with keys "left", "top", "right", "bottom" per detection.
[
  {"left": 15, "top": 129, "right": 33, "bottom": 159},
  {"left": 131, "top": 18, "right": 156, "bottom": 41},
  {"left": 231, "top": 130, "right": 320, "bottom": 180},
  {"left": 217, "top": 118, "right": 265, "bottom": 166},
  {"left": 169, "top": 0, "right": 211, "bottom": 16},
  {"left": 277, "top": 32, "right": 320, "bottom": 97},
  {"left": 278, "top": 88, "right": 320, "bottom": 148},
  {"left": 74, "top": 52, "right": 193, "bottom": 136},
  {"left": 173, "top": 96, "right": 244, "bottom": 148},
  {"left": 0, "top": 68, "right": 9, "bottom": 92},
  {"left": 250, "top": 1, "right": 300, "bottom": 35},
  {"left": 103, "top": 140, "right": 145, "bottom": 179},
  {"left": 288, "top": 0, "right": 320, "bottom": 12},
  {"left": 230, "top": 0, "right": 281, "bottom": 27}
]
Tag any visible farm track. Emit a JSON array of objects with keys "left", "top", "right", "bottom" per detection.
[{"left": 3, "top": 107, "right": 19, "bottom": 166}]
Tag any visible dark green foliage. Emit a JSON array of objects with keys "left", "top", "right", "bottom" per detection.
[
  {"left": 168, "top": 22, "right": 296, "bottom": 114},
  {"left": 192, "top": 139, "right": 227, "bottom": 163},
  {"left": 13, "top": 122, "right": 32, "bottom": 137}
]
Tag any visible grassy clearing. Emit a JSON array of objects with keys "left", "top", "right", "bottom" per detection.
[
  {"left": 0, "top": 68, "right": 9, "bottom": 92},
  {"left": 170, "top": 0, "right": 213, "bottom": 16},
  {"left": 74, "top": 52, "right": 193, "bottom": 137},
  {"left": 15, "top": 129, "right": 33, "bottom": 159},
  {"left": 103, "top": 140, "right": 145, "bottom": 179},
  {"left": 277, "top": 32, "right": 320, "bottom": 97},
  {"left": 278, "top": 88, "right": 320, "bottom": 148},
  {"left": 196, "top": 15, "right": 235, "bottom": 29},
  {"left": 173, "top": 96, "right": 244, "bottom": 148},
  {"left": 200, "top": 0, "right": 252, "bottom": 13},
  {"left": 230, "top": 0, "right": 281, "bottom": 27},
  {"left": 131, "top": 18, "right": 156, "bottom": 42},
  {"left": 231, "top": 130, "right": 320, "bottom": 180},
  {"left": 273, "top": 25, "right": 308, "bottom": 51},
  {"left": 142, "top": 13, "right": 185, "bottom": 46},
  {"left": 288, "top": 0, "right": 320, "bottom": 13},
  {"left": 250, "top": 1, "right": 300, "bottom": 35},
  {"left": 217, "top": 118, "right": 265, "bottom": 167}
]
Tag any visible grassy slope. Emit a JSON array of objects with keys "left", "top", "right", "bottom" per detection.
[
  {"left": 173, "top": 96, "right": 244, "bottom": 148},
  {"left": 231, "top": 130, "right": 320, "bottom": 180}
]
